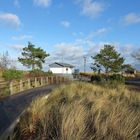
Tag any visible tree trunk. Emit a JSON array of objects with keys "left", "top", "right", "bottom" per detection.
[
  {"left": 98, "top": 69, "right": 101, "bottom": 74},
  {"left": 105, "top": 67, "right": 109, "bottom": 81},
  {"left": 105, "top": 67, "right": 109, "bottom": 74},
  {"left": 32, "top": 63, "right": 35, "bottom": 70}
]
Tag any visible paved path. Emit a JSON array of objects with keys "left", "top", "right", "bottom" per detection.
[{"left": 0, "top": 84, "right": 58, "bottom": 137}]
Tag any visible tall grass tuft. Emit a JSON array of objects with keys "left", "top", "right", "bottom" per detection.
[{"left": 11, "top": 82, "right": 140, "bottom": 140}]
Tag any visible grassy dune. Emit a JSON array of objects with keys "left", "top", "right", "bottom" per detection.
[{"left": 12, "top": 82, "right": 140, "bottom": 140}]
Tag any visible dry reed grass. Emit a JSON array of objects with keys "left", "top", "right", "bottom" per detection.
[{"left": 11, "top": 82, "right": 140, "bottom": 140}]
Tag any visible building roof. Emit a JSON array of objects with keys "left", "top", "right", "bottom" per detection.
[{"left": 49, "top": 62, "right": 74, "bottom": 68}]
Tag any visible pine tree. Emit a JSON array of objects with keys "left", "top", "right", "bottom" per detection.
[
  {"left": 18, "top": 42, "right": 49, "bottom": 70},
  {"left": 91, "top": 45, "right": 125, "bottom": 73}
]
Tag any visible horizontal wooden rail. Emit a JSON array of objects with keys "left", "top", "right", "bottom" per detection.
[{"left": 0, "top": 76, "right": 69, "bottom": 97}]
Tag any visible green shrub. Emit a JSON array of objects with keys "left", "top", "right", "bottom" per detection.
[
  {"left": 91, "top": 74, "right": 104, "bottom": 82},
  {"left": 3, "top": 69, "right": 23, "bottom": 81},
  {"left": 27, "top": 69, "right": 53, "bottom": 78},
  {"left": 109, "top": 74, "right": 125, "bottom": 83},
  {"left": 30, "top": 69, "right": 44, "bottom": 76}
]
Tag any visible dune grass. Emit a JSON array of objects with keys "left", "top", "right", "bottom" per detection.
[{"left": 11, "top": 82, "right": 140, "bottom": 140}]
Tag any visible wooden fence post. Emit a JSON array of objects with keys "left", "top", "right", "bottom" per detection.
[
  {"left": 46, "top": 77, "right": 48, "bottom": 85},
  {"left": 49, "top": 76, "right": 52, "bottom": 85},
  {"left": 41, "top": 77, "right": 43, "bottom": 86},
  {"left": 55, "top": 76, "right": 57, "bottom": 84},
  {"left": 58, "top": 76, "right": 60, "bottom": 83},
  {"left": 52, "top": 76, "right": 54, "bottom": 84},
  {"left": 28, "top": 79, "right": 31, "bottom": 89},
  {"left": 63, "top": 77, "right": 65, "bottom": 82},
  {"left": 55, "top": 76, "right": 58, "bottom": 84},
  {"left": 19, "top": 80, "right": 23, "bottom": 92},
  {"left": 35, "top": 77, "right": 37, "bottom": 87},
  {"left": 10, "top": 81, "right": 13, "bottom": 95}
]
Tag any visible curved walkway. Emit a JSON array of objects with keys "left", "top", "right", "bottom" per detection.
[{"left": 0, "top": 84, "right": 58, "bottom": 137}]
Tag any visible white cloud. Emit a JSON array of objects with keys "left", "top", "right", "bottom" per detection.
[
  {"left": 10, "top": 44, "right": 25, "bottom": 50},
  {"left": 61, "top": 20, "right": 71, "bottom": 28},
  {"left": 46, "top": 40, "right": 138, "bottom": 71},
  {"left": 85, "top": 27, "right": 109, "bottom": 40},
  {"left": 33, "top": 0, "right": 52, "bottom": 7},
  {"left": 0, "top": 13, "right": 21, "bottom": 28},
  {"left": 48, "top": 42, "right": 84, "bottom": 65},
  {"left": 46, "top": 40, "right": 88, "bottom": 71},
  {"left": 122, "top": 44, "right": 133, "bottom": 55},
  {"left": 47, "top": 37, "right": 107, "bottom": 71},
  {"left": 76, "top": 0, "right": 105, "bottom": 18},
  {"left": 123, "top": 13, "right": 140, "bottom": 25},
  {"left": 12, "top": 35, "right": 33, "bottom": 40},
  {"left": 96, "top": 28, "right": 108, "bottom": 34},
  {"left": 47, "top": 41, "right": 117, "bottom": 71},
  {"left": 72, "top": 32, "right": 84, "bottom": 37}
]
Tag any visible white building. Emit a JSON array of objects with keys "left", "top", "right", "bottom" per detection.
[{"left": 49, "top": 62, "right": 74, "bottom": 75}]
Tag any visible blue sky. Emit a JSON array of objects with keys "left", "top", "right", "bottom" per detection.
[{"left": 0, "top": 0, "right": 140, "bottom": 71}]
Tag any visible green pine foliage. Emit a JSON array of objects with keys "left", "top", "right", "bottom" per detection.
[
  {"left": 91, "top": 45, "right": 125, "bottom": 73},
  {"left": 18, "top": 42, "right": 50, "bottom": 70}
]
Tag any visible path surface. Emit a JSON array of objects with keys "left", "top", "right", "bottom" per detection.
[{"left": 0, "top": 84, "right": 58, "bottom": 137}]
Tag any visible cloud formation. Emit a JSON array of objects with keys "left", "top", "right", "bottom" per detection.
[
  {"left": 0, "top": 12, "right": 21, "bottom": 28},
  {"left": 33, "top": 0, "right": 52, "bottom": 7},
  {"left": 86, "top": 27, "right": 109, "bottom": 40},
  {"left": 61, "top": 20, "right": 71, "bottom": 28},
  {"left": 10, "top": 44, "right": 25, "bottom": 50},
  {"left": 48, "top": 42, "right": 84, "bottom": 65},
  {"left": 11, "top": 35, "right": 33, "bottom": 40},
  {"left": 47, "top": 38, "right": 136, "bottom": 71},
  {"left": 47, "top": 37, "right": 105, "bottom": 71},
  {"left": 123, "top": 13, "right": 140, "bottom": 25},
  {"left": 76, "top": 0, "right": 105, "bottom": 18}
]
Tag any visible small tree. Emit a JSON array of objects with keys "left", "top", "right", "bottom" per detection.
[
  {"left": 0, "top": 51, "right": 10, "bottom": 69},
  {"left": 91, "top": 45, "right": 125, "bottom": 73},
  {"left": 18, "top": 42, "right": 49, "bottom": 70}
]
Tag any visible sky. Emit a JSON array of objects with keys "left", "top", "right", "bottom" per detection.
[{"left": 0, "top": 0, "right": 140, "bottom": 71}]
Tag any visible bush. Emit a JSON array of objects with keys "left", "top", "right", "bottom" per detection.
[
  {"left": 29, "top": 69, "right": 45, "bottom": 77},
  {"left": 91, "top": 75, "right": 104, "bottom": 82},
  {"left": 109, "top": 74, "right": 125, "bottom": 83},
  {"left": 3, "top": 69, "right": 23, "bottom": 81},
  {"left": 25, "top": 69, "right": 53, "bottom": 78}
]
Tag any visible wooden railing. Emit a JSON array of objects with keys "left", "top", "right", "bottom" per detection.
[
  {"left": 0, "top": 80, "right": 9, "bottom": 98},
  {"left": 0, "top": 76, "right": 69, "bottom": 97}
]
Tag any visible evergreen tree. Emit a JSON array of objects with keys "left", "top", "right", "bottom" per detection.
[
  {"left": 91, "top": 45, "right": 125, "bottom": 73},
  {"left": 18, "top": 42, "right": 49, "bottom": 70},
  {"left": 0, "top": 51, "right": 10, "bottom": 69}
]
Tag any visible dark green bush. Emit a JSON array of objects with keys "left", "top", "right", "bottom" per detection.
[
  {"left": 3, "top": 69, "right": 23, "bottom": 81},
  {"left": 90, "top": 74, "right": 125, "bottom": 86},
  {"left": 109, "top": 74, "right": 125, "bottom": 83},
  {"left": 91, "top": 75, "right": 103, "bottom": 82}
]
